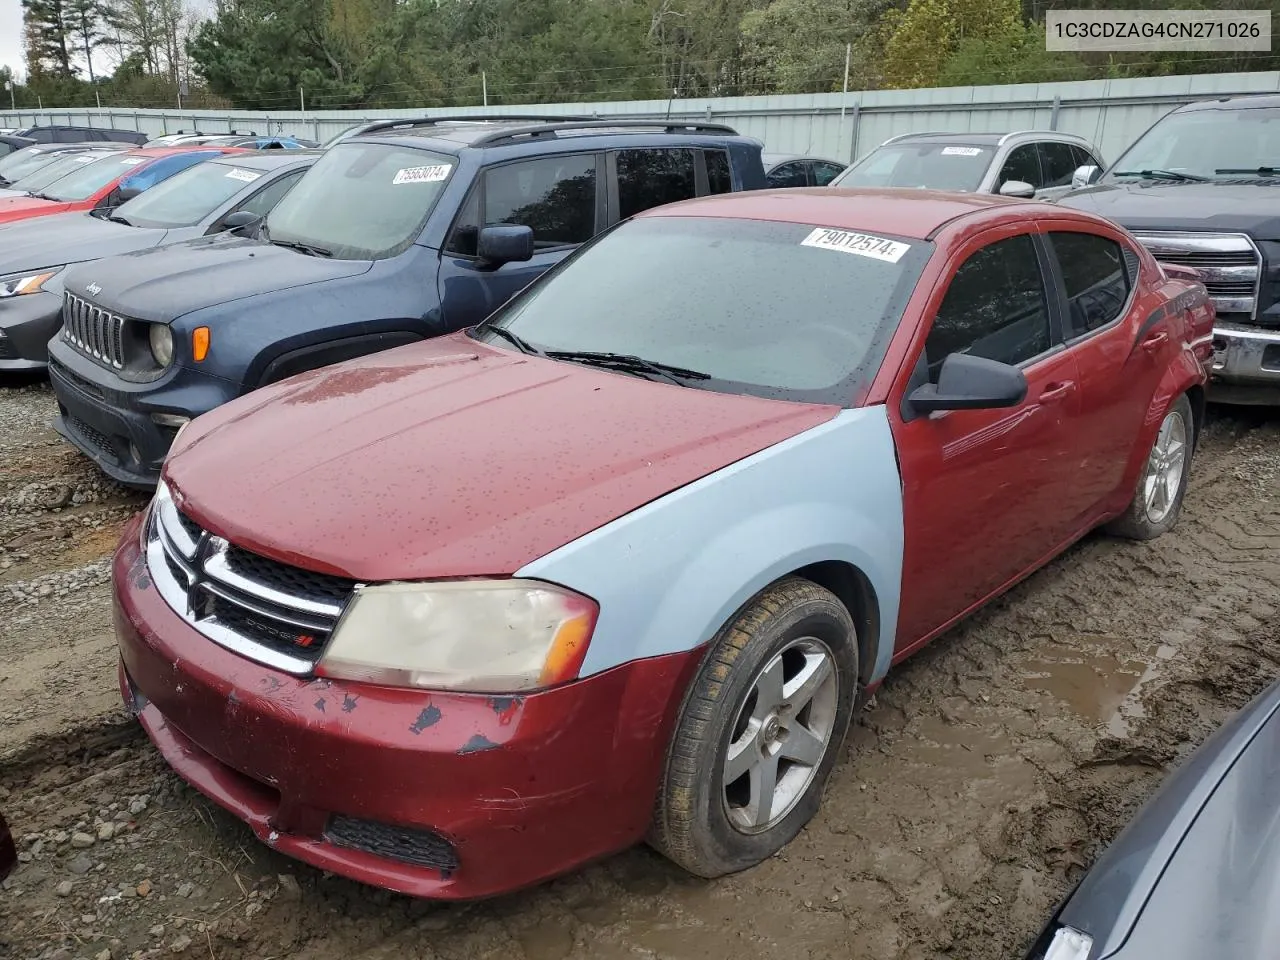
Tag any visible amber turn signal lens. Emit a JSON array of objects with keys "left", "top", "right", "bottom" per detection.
[{"left": 192, "top": 327, "right": 210, "bottom": 362}]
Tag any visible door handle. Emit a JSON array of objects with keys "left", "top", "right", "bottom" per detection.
[
  {"left": 1039, "top": 380, "right": 1076, "bottom": 403},
  {"left": 1140, "top": 331, "right": 1170, "bottom": 353}
]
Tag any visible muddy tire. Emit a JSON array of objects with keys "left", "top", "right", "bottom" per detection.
[
  {"left": 648, "top": 577, "right": 858, "bottom": 878},
  {"left": 1106, "top": 393, "right": 1194, "bottom": 541}
]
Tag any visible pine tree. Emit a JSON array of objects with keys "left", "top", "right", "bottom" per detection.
[
  {"left": 67, "top": 0, "right": 105, "bottom": 83},
  {"left": 21, "top": 0, "right": 75, "bottom": 78}
]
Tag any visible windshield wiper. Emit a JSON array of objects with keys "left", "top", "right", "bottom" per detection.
[
  {"left": 1215, "top": 167, "right": 1280, "bottom": 176},
  {"left": 1113, "top": 169, "right": 1209, "bottom": 183},
  {"left": 270, "top": 238, "right": 332, "bottom": 258},
  {"left": 107, "top": 214, "right": 134, "bottom": 227},
  {"left": 27, "top": 191, "right": 60, "bottom": 201},
  {"left": 544, "top": 350, "right": 711, "bottom": 385},
  {"left": 483, "top": 325, "right": 545, "bottom": 357}
]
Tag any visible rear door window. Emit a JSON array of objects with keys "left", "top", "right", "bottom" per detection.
[
  {"left": 615, "top": 148, "right": 697, "bottom": 219},
  {"left": 705, "top": 150, "right": 732, "bottom": 194},
  {"left": 812, "top": 161, "right": 845, "bottom": 186},
  {"left": 1049, "top": 231, "right": 1131, "bottom": 338},
  {"left": 766, "top": 161, "right": 810, "bottom": 188}
]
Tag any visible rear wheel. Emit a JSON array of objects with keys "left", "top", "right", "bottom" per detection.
[
  {"left": 649, "top": 577, "right": 858, "bottom": 878},
  {"left": 1106, "top": 393, "right": 1193, "bottom": 540}
]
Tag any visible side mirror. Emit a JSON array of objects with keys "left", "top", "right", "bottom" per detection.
[
  {"left": 998, "top": 180, "right": 1036, "bottom": 199},
  {"left": 908, "top": 353, "right": 1028, "bottom": 415},
  {"left": 477, "top": 224, "right": 534, "bottom": 267},
  {"left": 219, "top": 210, "right": 262, "bottom": 235},
  {"left": 1071, "top": 165, "right": 1102, "bottom": 190}
]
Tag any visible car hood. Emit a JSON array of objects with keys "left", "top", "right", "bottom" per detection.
[
  {"left": 1052, "top": 678, "right": 1280, "bottom": 960},
  {"left": 0, "top": 195, "right": 72, "bottom": 224},
  {"left": 1058, "top": 181, "right": 1280, "bottom": 237},
  {"left": 63, "top": 234, "right": 374, "bottom": 323},
  {"left": 0, "top": 212, "right": 166, "bottom": 273},
  {"left": 164, "top": 333, "right": 838, "bottom": 580}
]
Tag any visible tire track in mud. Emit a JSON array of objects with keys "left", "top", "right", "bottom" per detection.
[{"left": 0, "top": 385, "right": 1277, "bottom": 960}]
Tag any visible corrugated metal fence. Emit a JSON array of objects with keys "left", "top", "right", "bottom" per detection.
[{"left": 5, "top": 70, "right": 1280, "bottom": 165}]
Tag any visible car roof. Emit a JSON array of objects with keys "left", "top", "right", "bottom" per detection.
[
  {"left": 126, "top": 145, "right": 254, "bottom": 158},
  {"left": 207, "top": 150, "right": 322, "bottom": 171},
  {"left": 637, "top": 187, "right": 1038, "bottom": 240},
  {"left": 349, "top": 116, "right": 753, "bottom": 153},
  {"left": 880, "top": 130, "right": 1091, "bottom": 147},
  {"left": 763, "top": 153, "right": 845, "bottom": 166},
  {"left": 1176, "top": 93, "right": 1280, "bottom": 112}
]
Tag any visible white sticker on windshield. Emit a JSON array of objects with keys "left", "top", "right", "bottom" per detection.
[
  {"left": 72, "top": 155, "right": 98, "bottom": 163},
  {"left": 801, "top": 228, "right": 910, "bottom": 263},
  {"left": 225, "top": 168, "right": 261, "bottom": 183},
  {"left": 940, "top": 146, "right": 983, "bottom": 157},
  {"left": 392, "top": 164, "right": 451, "bottom": 185},
  {"left": 118, "top": 157, "right": 145, "bottom": 165}
]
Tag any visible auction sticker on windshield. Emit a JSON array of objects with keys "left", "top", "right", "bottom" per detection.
[
  {"left": 801, "top": 228, "right": 910, "bottom": 263},
  {"left": 225, "top": 169, "right": 261, "bottom": 182},
  {"left": 393, "top": 165, "right": 451, "bottom": 185},
  {"left": 941, "top": 146, "right": 983, "bottom": 157}
]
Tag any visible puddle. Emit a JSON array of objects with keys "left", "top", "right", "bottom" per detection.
[{"left": 1020, "top": 640, "right": 1179, "bottom": 737}]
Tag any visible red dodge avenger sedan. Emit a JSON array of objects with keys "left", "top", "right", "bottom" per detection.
[{"left": 112, "top": 188, "right": 1213, "bottom": 899}]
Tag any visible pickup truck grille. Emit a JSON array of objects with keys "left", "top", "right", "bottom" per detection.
[
  {"left": 144, "top": 482, "right": 359, "bottom": 674},
  {"left": 1130, "top": 232, "right": 1260, "bottom": 320},
  {"left": 63, "top": 293, "right": 126, "bottom": 369}
]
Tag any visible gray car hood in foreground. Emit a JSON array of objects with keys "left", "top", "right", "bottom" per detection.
[
  {"left": 1040, "top": 678, "right": 1280, "bottom": 960},
  {"left": 0, "top": 211, "right": 173, "bottom": 275}
]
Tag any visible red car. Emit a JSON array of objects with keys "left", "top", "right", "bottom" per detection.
[
  {"left": 0, "top": 145, "right": 252, "bottom": 225},
  {"left": 112, "top": 188, "right": 1213, "bottom": 899}
]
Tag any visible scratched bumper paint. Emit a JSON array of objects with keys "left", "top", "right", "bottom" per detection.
[{"left": 112, "top": 515, "right": 701, "bottom": 899}]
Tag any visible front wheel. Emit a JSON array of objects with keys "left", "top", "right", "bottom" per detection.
[
  {"left": 1106, "top": 393, "right": 1194, "bottom": 541},
  {"left": 649, "top": 577, "right": 858, "bottom": 878}
]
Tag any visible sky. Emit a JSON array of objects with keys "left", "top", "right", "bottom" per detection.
[{"left": 1, "top": 0, "right": 22, "bottom": 79}]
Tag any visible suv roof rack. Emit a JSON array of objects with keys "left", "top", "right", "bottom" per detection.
[
  {"left": 471, "top": 119, "right": 739, "bottom": 147},
  {"left": 880, "top": 131, "right": 950, "bottom": 145},
  {"left": 996, "top": 129, "right": 1089, "bottom": 146},
  {"left": 352, "top": 115, "right": 600, "bottom": 137}
]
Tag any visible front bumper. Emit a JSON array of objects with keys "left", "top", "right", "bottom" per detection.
[
  {"left": 0, "top": 289, "right": 61, "bottom": 370},
  {"left": 112, "top": 517, "right": 699, "bottom": 899},
  {"left": 48, "top": 339, "right": 235, "bottom": 488},
  {"left": 1209, "top": 323, "right": 1280, "bottom": 404}
]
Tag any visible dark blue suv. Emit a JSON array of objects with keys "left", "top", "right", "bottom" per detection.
[{"left": 47, "top": 116, "right": 768, "bottom": 487}]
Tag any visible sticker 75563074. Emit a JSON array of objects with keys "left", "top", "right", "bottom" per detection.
[
  {"left": 393, "top": 165, "right": 452, "bottom": 185},
  {"left": 800, "top": 227, "right": 911, "bottom": 263}
]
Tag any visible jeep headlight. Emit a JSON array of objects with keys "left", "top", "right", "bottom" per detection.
[
  {"left": 148, "top": 323, "right": 174, "bottom": 368},
  {"left": 0, "top": 268, "right": 61, "bottom": 298},
  {"left": 316, "top": 580, "right": 598, "bottom": 693}
]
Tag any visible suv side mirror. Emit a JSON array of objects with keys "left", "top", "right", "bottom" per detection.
[
  {"left": 998, "top": 179, "right": 1036, "bottom": 199},
  {"left": 1071, "top": 165, "right": 1102, "bottom": 189},
  {"left": 477, "top": 225, "right": 534, "bottom": 267},
  {"left": 908, "top": 353, "right": 1028, "bottom": 415},
  {"left": 219, "top": 210, "right": 262, "bottom": 235}
]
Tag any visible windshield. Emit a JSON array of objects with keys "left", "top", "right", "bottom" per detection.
[
  {"left": 834, "top": 143, "right": 995, "bottom": 191},
  {"left": 10, "top": 152, "right": 109, "bottom": 192},
  {"left": 41, "top": 153, "right": 150, "bottom": 202},
  {"left": 1107, "top": 106, "right": 1280, "bottom": 180},
  {"left": 475, "top": 216, "right": 929, "bottom": 405},
  {"left": 113, "top": 160, "right": 263, "bottom": 227},
  {"left": 264, "top": 142, "right": 455, "bottom": 260},
  {"left": 0, "top": 147, "right": 63, "bottom": 182}
]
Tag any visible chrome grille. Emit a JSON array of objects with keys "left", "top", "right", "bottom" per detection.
[
  {"left": 1131, "top": 232, "right": 1261, "bottom": 319},
  {"left": 145, "top": 482, "right": 359, "bottom": 674},
  {"left": 63, "top": 293, "right": 126, "bottom": 369}
]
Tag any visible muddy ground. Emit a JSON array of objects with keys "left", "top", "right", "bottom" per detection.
[{"left": 0, "top": 378, "right": 1277, "bottom": 960}]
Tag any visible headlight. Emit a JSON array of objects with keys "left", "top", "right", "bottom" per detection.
[
  {"left": 316, "top": 579, "right": 598, "bottom": 693},
  {"left": 149, "top": 323, "right": 174, "bottom": 367},
  {"left": 1043, "top": 928, "right": 1093, "bottom": 960},
  {"left": 0, "top": 268, "right": 61, "bottom": 298}
]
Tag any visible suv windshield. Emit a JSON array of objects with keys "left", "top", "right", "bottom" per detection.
[
  {"left": 475, "top": 216, "right": 929, "bottom": 405},
  {"left": 10, "top": 152, "right": 109, "bottom": 192},
  {"left": 114, "top": 160, "right": 264, "bottom": 228},
  {"left": 834, "top": 142, "right": 994, "bottom": 192},
  {"left": 1108, "top": 106, "right": 1280, "bottom": 180},
  {"left": 0, "top": 147, "right": 63, "bottom": 182},
  {"left": 264, "top": 141, "right": 455, "bottom": 260},
  {"left": 41, "top": 153, "right": 150, "bottom": 202}
]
